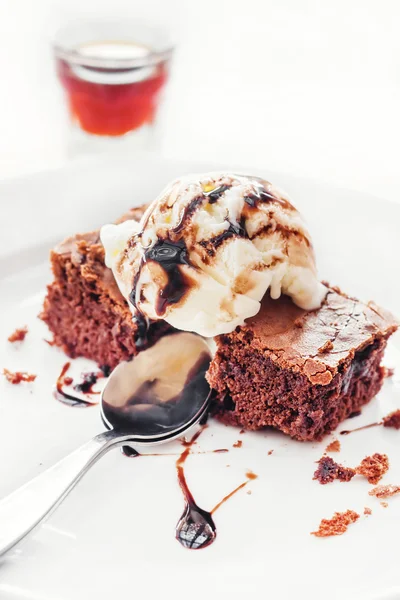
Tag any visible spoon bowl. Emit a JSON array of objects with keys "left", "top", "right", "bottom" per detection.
[{"left": 101, "top": 332, "right": 212, "bottom": 441}]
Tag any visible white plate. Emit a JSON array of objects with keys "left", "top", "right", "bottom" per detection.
[{"left": 0, "top": 153, "right": 399, "bottom": 600}]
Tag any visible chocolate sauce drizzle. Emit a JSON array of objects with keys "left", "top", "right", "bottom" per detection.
[
  {"left": 54, "top": 363, "right": 107, "bottom": 408},
  {"left": 216, "top": 218, "right": 247, "bottom": 248},
  {"left": 341, "top": 421, "right": 380, "bottom": 436},
  {"left": 206, "top": 184, "right": 230, "bottom": 204},
  {"left": 172, "top": 196, "right": 204, "bottom": 233},
  {"left": 73, "top": 372, "right": 101, "bottom": 395},
  {"left": 244, "top": 188, "right": 276, "bottom": 208},
  {"left": 175, "top": 426, "right": 257, "bottom": 550},
  {"left": 340, "top": 409, "right": 400, "bottom": 435},
  {"left": 132, "top": 313, "right": 149, "bottom": 349},
  {"left": 144, "top": 239, "right": 191, "bottom": 317},
  {"left": 175, "top": 431, "right": 217, "bottom": 549}
]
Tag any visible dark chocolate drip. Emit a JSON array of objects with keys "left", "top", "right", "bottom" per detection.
[
  {"left": 99, "top": 364, "right": 111, "bottom": 377},
  {"left": 203, "top": 217, "right": 248, "bottom": 253},
  {"left": 348, "top": 410, "right": 362, "bottom": 419},
  {"left": 243, "top": 178, "right": 294, "bottom": 211},
  {"left": 175, "top": 427, "right": 256, "bottom": 550},
  {"left": 206, "top": 184, "right": 231, "bottom": 204},
  {"left": 176, "top": 444, "right": 217, "bottom": 550},
  {"left": 172, "top": 196, "right": 204, "bottom": 233},
  {"left": 74, "top": 372, "right": 101, "bottom": 394},
  {"left": 244, "top": 189, "right": 276, "bottom": 208},
  {"left": 132, "top": 312, "right": 149, "bottom": 349},
  {"left": 54, "top": 363, "right": 98, "bottom": 408},
  {"left": 340, "top": 422, "right": 379, "bottom": 436},
  {"left": 129, "top": 257, "right": 151, "bottom": 348},
  {"left": 129, "top": 261, "right": 143, "bottom": 310},
  {"left": 144, "top": 239, "right": 191, "bottom": 317}
]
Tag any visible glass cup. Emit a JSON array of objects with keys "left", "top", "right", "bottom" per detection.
[{"left": 52, "top": 19, "right": 174, "bottom": 154}]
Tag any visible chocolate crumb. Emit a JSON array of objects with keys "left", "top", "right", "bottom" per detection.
[
  {"left": 383, "top": 367, "right": 395, "bottom": 378},
  {"left": 364, "top": 507, "right": 372, "bottom": 515},
  {"left": 44, "top": 338, "right": 56, "bottom": 346},
  {"left": 313, "top": 456, "right": 355, "bottom": 484},
  {"left": 63, "top": 376, "right": 73, "bottom": 386},
  {"left": 318, "top": 340, "right": 334, "bottom": 354},
  {"left": 233, "top": 440, "right": 242, "bottom": 448},
  {"left": 356, "top": 453, "right": 389, "bottom": 484},
  {"left": 380, "top": 501, "right": 388, "bottom": 508},
  {"left": 3, "top": 368, "right": 37, "bottom": 384},
  {"left": 369, "top": 484, "right": 400, "bottom": 499},
  {"left": 311, "top": 510, "right": 359, "bottom": 537},
  {"left": 325, "top": 439, "right": 341, "bottom": 453},
  {"left": 239, "top": 429, "right": 245, "bottom": 434},
  {"left": 8, "top": 326, "right": 28, "bottom": 343},
  {"left": 382, "top": 410, "right": 400, "bottom": 430},
  {"left": 268, "top": 449, "right": 274, "bottom": 455}
]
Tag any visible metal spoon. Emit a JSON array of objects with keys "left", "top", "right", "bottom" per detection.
[{"left": 0, "top": 332, "right": 212, "bottom": 558}]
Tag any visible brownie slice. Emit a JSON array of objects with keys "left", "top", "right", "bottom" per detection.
[
  {"left": 207, "top": 286, "right": 398, "bottom": 441},
  {"left": 41, "top": 206, "right": 171, "bottom": 370}
]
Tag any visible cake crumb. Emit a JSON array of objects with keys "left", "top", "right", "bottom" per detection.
[
  {"left": 313, "top": 456, "right": 355, "bottom": 484},
  {"left": 311, "top": 510, "right": 359, "bottom": 537},
  {"left": 226, "top": 465, "right": 230, "bottom": 467},
  {"left": 364, "top": 507, "right": 372, "bottom": 515},
  {"left": 318, "top": 340, "right": 334, "bottom": 354},
  {"left": 3, "top": 368, "right": 37, "bottom": 384},
  {"left": 246, "top": 490, "right": 252, "bottom": 495},
  {"left": 325, "top": 439, "right": 341, "bottom": 453},
  {"left": 382, "top": 410, "right": 400, "bottom": 430},
  {"left": 369, "top": 484, "right": 400, "bottom": 499},
  {"left": 233, "top": 440, "right": 242, "bottom": 448},
  {"left": 380, "top": 501, "right": 388, "bottom": 508},
  {"left": 383, "top": 367, "right": 395, "bottom": 378},
  {"left": 239, "top": 429, "right": 245, "bottom": 434},
  {"left": 268, "top": 449, "right": 274, "bottom": 455},
  {"left": 356, "top": 453, "right": 389, "bottom": 484},
  {"left": 64, "top": 376, "right": 73, "bottom": 386},
  {"left": 294, "top": 317, "right": 304, "bottom": 328},
  {"left": 8, "top": 326, "right": 28, "bottom": 343},
  {"left": 44, "top": 338, "right": 55, "bottom": 346}
]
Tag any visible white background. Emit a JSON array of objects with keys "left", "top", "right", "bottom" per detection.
[{"left": 0, "top": 0, "right": 400, "bottom": 201}]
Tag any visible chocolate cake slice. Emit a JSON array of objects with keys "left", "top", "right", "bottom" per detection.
[
  {"left": 41, "top": 206, "right": 172, "bottom": 370},
  {"left": 207, "top": 287, "right": 398, "bottom": 441},
  {"left": 43, "top": 206, "right": 398, "bottom": 442}
]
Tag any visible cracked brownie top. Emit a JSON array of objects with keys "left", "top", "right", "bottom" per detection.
[{"left": 218, "top": 284, "right": 398, "bottom": 385}]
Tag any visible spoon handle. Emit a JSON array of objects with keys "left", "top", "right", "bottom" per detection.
[{"left": 0, "top": 429, "right": 124, "bottom": 557}]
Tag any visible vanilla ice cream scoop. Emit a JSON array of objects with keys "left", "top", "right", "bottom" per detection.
[{"left": 101, "top": 172, "right": 326, "bottom": 337}]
